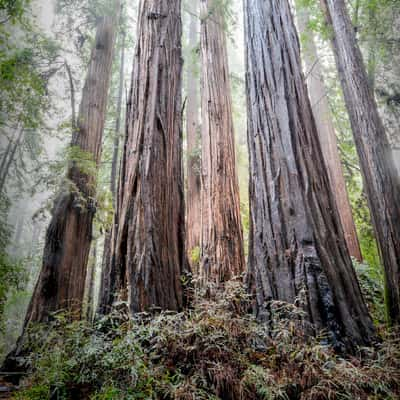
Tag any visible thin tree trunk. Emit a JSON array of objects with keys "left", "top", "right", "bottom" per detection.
[
  {"left": 84, "top": 243, "right": 96, "bottom": 321},
  {"left": 0, "top": 128, "right": 24, "bottom": 194},
  {"left": 23, "top": 12, "right": 118, "bottom": 325},
  {"left": 199, "top": 0, "right": 245, "bottom": 284},
  {"left": 65, "top": 61, "right": 76, "bottom": 131},
  {"left": 296, "top": 7, "right": 363, "bottom": 262},
  {"left": 320, "top": 0, "right": 400, "bottom": 326},
  {"left": 105, "top": 0, "right": 185, "bottom": 313},
  {"left": 186, "top": 1, "right": 202, "bottom": 272},
  {"left": 98, "top": 28, "right": 126, "bottom": 315},
  {"left": 0, "top": 139, "right": 13, "bottom": 187},
  {"left": 244, "top": 0, "right": 375, "bottom": 351}
]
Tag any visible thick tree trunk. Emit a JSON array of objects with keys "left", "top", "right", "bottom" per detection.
[
  {"left": 23, "top": 13, "right": 117, "bottom": 325},
  {"left": 199, "top": 0, "right": 245, "bottom": 284},
  {"left": 296, "top": 7, "right": 363, "bottom": 262},
  {"left": 186, "top": 2, "right": 202, "bottom": 272},
  {"left": 98, "top": 29, "right": 126, "bottom": 315},
  {"left": 320, "top": 0, "right": 400, "bottom": 326},
  {"left": 244, "top": 0, "right": 375, "bottom": 351},
  {"left": 105, "top": 0, "right": 185, "bottom": 313}
]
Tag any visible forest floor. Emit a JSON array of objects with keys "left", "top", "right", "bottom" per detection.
[{"left": 4, "top": 281, "right": 400, "bottom": 400}]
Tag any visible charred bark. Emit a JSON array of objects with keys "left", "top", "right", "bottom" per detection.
[
  {"left": 296, "top": 7, "right": 363, "bottom": 262},
  {"left": 244, "top": 0, "right": 375, "bottom": 350},
  {"left": 199, "top": 0, "right": 245, "bottom": 284},
  {"left": 105, "top": 0, "right": 185, "bottom": 313},
  {"left": 320, "top": 0, "right": 400, "bottom": 326},
  {"left": 186, "top": 2, "right": 202, "bottom": 272}
]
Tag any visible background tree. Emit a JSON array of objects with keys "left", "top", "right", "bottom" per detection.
[
  {"left": 244, "top": 0, "right": 375, "bottom": 350},
  {"left": 185, "top": 1, "right": 202, "bottom": 272},
  {"left": 296, "top": 4, "right": 363, "bottom": 262},
  {"left": 21, "top": 8, "right": 118, "bottom": 325},
  {"left": 320, "top": 0, "right": 400, "bottom": 326},
  {"left": 199, "top": 0, "right": 245, "bottom": 284}
]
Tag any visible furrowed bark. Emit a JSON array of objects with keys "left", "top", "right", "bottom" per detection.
[
  {"left": 200, "top": 0, "right": 245, "bottom": 284},
  {"left": 320, "top": 0, "right": 400, "bottom": 326},
  {"left": 244, "top": 0, "right": 375, "bottom": 351},
  {"left": 186, "top": 1, "right": 202, "bottom": 272},
  {"left": 105, "top": 0, "right": 185, "bottom": 313},
  {"left": 296, "top": 7, "right": 363, "bottom": 262}
]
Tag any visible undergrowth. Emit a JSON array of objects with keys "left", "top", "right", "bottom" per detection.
[{"left": 12, "top": 281, "right": 400, "bottom": 400}]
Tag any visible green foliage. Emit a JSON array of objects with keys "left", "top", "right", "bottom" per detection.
[
  {"left": 12, "top": 282, "right": 400, "bottom": 400},
  {"left": 190, "top": 246, "right": 201, "bottom": 266},
  {"left": 0, "top": 253, "right": 27, "bottom": 334},
  {"left": 0, "top": 0, "right": 29, "bottom": 23},
  {"left": 354, "top": 260, "right": 385, "bottom": 324}
]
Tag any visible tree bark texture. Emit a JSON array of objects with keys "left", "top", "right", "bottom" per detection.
[
  {"left": 200, "top": 0, "right": 245, "bottom": 284},
  {"left": 296, "top": 7, "right": 363, "bottom": 263},
  {"left": 320, "top": 0, "right": 400, "bottom": 326},
  {"left": 186, "top": 2, "right": 202, "bottom": 272},
  {"left": 104, "top": 0, "right": 185, "bottom": 313},
  {"left": 23, "top": 14, "right": 117, "bottom": 324},
  {"left": 244, "top": 0, "right": 375, "bottom": 350}
]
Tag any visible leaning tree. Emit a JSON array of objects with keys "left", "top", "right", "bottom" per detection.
[{"left": 320, "top": 0, "right": 400, "bottom": 326}]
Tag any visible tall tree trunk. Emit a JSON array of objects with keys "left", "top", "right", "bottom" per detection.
[
  {"left": 1, "top": 9, "right": 118, "bottom": 377},
  {"left": 199, "top": 0, "right": 245, "bottom": 284},
  {"left": 98, "top": 29, "right": 126, "bottom": 315},
  {"left": 244, "top": 0, "right": 375, "bottom": 351},
  {"left": 105, "top": 0, "right": 185, "bottom": 313},
  {"left": 296, "top": 7, "right": 363, "bottom": 262},
  {"left": 320, "top": 0, "right": 400, "bottom": 326},
  {"left": 186, "top": 1, "right": 202, "bottom": 272},
  {"left": 23, "top": 13, "right": 118, "bottom": 325}
]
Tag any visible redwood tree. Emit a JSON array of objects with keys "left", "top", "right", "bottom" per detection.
[
  {"left": 23, "top": 12, "right": 118, "bottom": 325},
  {"left": 103, "top": 0, "right": 185, "bottom": 313},
  {"left": 186, "top": 2, "right": 202, "bottom": 271},
  {"left": 296, "top": 6, "right": 363, "bottom": 262},
  {"left": 98, "top": 28, "right": 126, "bottom": 315},
  {"left": 320, "top": 0, "right": 400, "bottom": 325},
  {"left": 200, "top": 0, "right": 245, "bottom": 283},
  {"left": 244, "top": 0, "right": 375, "bottom": 350}
]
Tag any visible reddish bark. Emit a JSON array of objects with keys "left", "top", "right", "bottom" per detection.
[
  {"left": 105, "top": 0, "right": 185, "bottom": 313},
  {"left": 199, "top": 0, "right": 245, "bottom": 284}
]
